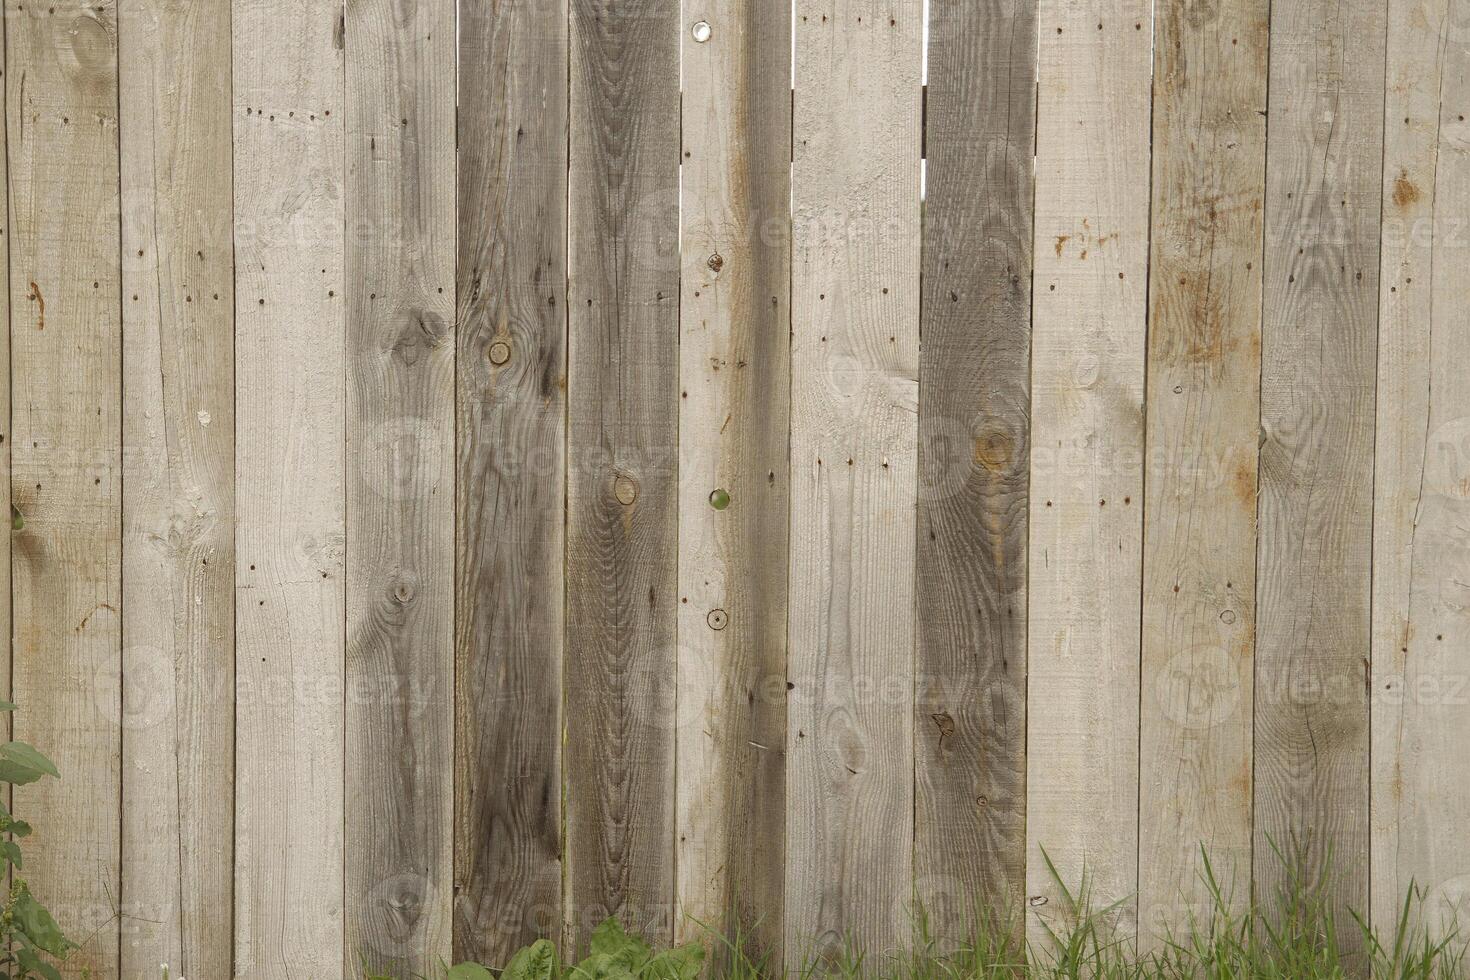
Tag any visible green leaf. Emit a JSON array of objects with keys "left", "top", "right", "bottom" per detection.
[
  {"left": 13, "top": 883, "right": 72, "bottom": 957},
  {"left": 587, "top": 919, "right": 650, "bottom": 969},
  {"left": 1, "top": 840, "right": 22, "bottom": 870},
  {"left": 503, "top": 939, "right": 557, "bottom": 980},
  {"left": 10, "top": 820, "right": 31, "bottom": 838},
  {"left": 587, "top": 919, "right": 631, "bottom": 959},
  {"left": 0, "top": 742, "right": 59, "bottom": 786},
  {"left": 15, "top": 947, "right": 61, "bottom": 980},
  {"left": 642, "top": 944, "right": 704, "bottom": 980},
  {"left": 569, "top": 954, "right": 636, "bottom": 980},
  {"left": 445, "top": 964, "right": 495, "bottom": 980}
]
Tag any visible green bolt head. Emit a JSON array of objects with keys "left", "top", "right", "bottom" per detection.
[{"left": 708, "top": 488, "right": 731, "bottom": 511}]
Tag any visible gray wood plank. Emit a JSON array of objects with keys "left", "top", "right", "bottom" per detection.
[
  {"left": 454, "top": 0, "right": 568, "bottom": 965},
  {"left": 1253, "top": 0, "right": 1385, "bottom": 939},
  {"left": 1370, "top": 0, "right": 1470, "bottom": 941},
  {"left": 1025, "top": 0, "right": 1153, "bottom": 945},
  {"left": 675, "top": 0, "right": 791, "bottom": 965},
  {"left": 917, "top": 0, "right": 1035, "bottom": 940},
  {"left": 232, "top": 0, "right": 346, "bottom": 973},
  {"left": 0, "top": 0, "right": 11, "bottom": 758},
  {"left": 119, "top": 0, "right": 235, "bottom": 973},
  {"left": 6, "top": 2, "right": 123, "bottom": 972},
  {"left": 344, "top": 0, "right": 456, "bottom": 973},
  {"left": 566, "top": 0, "right": 681, "bottom": 949},
  {"left": 1138, "top": 0, "right": 1268, "bottom": 945},
  {"left": 786, "top": 1, "right": 922, "bottom": 965}
]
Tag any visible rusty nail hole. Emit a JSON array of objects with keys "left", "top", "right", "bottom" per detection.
[
  {"left": 707, "top": 608, "right": 728, "bottom": 631},
  {"left": 489, "top": 341, "right": 511, "bottom": 365}
]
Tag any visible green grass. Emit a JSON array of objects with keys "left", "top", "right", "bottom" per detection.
[{"left": 360, "top": 846, "right": 1468, "bottom": 980}]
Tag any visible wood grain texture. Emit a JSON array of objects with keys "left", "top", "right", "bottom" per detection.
[
  {"left": 1138, "top": 0, "right": 1267, "bottom": 945},
  {"left": 344, "top": 0, "right": 455, "bottom": 974},
  {"left": 676, "top": 0, "right": 791, "bottom": 962},
  {"left": 119, "top": 0, "right": 235, "bottom": 974},
  {"left": 1253, "top": 0, "right": 1384, "bottom": 935},
  {"left": 232, "top": 0, "right": 345, "bottom": 974},
  {"left": 6, "top": 1, "right": 123, "bottom": 972},
  {"left": 916, "top": 0, "right": 1034, "bottom": 939},
  {"left": 454, "top": 0, "right": 568, "bottom": 965},
  {"left": 566, "top": 0, "right": 680, "bottom": 949},
  {"left": 1370, "top": 0, "right": 1470, "bottom": 939},
  {"left": 787, "top": 1, "right": 921, "bottom": 964},
  {"left": 1025, "top": 0, "right": 1152, "bottom": 944},
  {"left": 0, "top": 0, "right": 11, "bottom": 752}
]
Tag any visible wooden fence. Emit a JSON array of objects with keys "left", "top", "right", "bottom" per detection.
[{"left": 0, "top": 0, "right": 1464, "bottom": 976}]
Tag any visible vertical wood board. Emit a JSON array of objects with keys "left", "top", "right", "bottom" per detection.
[
  {"left": 916, "top": 0, "right": 1035, "bottom": 938},
  {"left": 6, "top": 2, "right": 123, "bottom": 972},
  {"left": 1253, "top": 0, "right": 1385, "bottom": 935},
  {"left": 1139, "top": 0, "right": 1268, "bottom": 943},
  {"left": 787, "top": 0, "right": 922, "bottom": 964},
  {"left": 676, "top": 0, "right": 792, "bottom": 964},
  {"left": 344, "top": 0, "right": 457, "bottom": 973},
  {"left": 455, "top": 0, "right": 569, "bottom": 965},
  {"left": 119, "top": 0, "right": 236, "bottom": 973},
  {"left": 1025, "top": 0, "right": 1153, "bottom": 943},
  {"left": 232, "top": 0, "right": 346, "bottom": 973},
  {"left": 566, "top": 0, "right": 681, "bottom": 949}
]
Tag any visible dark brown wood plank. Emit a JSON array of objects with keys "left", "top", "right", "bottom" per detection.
[
  {"left": 916, "top": 0, "right": 1036, "bottom": 939},
  {"left": 454, "top": 0, "right": 569, "bottom": 965},
  {"left": 565, "top": 0, "right": 680, "bottom": 950},
  {"left": 1253, "top": 0, "right": 1385, "bottom": 938}
]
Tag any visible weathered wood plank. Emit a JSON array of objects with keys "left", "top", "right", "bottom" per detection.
[
  {"left": 6, "top": 1, "right": 123, "bottom": 972},
  {"left": 1025, "top": 0, "right": 1152, "bottom": 944},
  {"left": 1370, "top": 0, "right": 1470, "bottom": 939},
  {"left": 916, "top": 0, "right": 1034, "bottom": 940},
  {"left": 232, "top": 0, "right": 345, "bottom": 974},
  {"left": 455, "top": 0, "right": 568, "bottom": 965},
  {"left": 787, "top": 1, "right": 921, "bottom": 964},
  {"left": 676, "top": 0, "right": 791, "bottom": 963},
  {"left": 1138, "top": 0, "right": 1267, "bottom": 944},
  {"left": 344, "top": 0, "right": 456, "bottom": 973},
  {"left": 118, "top": 0, "right": 235, "bottom": 974},
  {"left": 566, "top": 0, "right": 680, "bottom": 949},
  {"left": 0, "top": 0, "right": 11, "bottom": 751},
  {"left": 1253, "top": 0, "right": 1384, "bottom": 936}
]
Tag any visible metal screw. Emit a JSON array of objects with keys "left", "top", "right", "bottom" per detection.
[{"left": 692, "top": 20, "right": 712, "bottom": 42}]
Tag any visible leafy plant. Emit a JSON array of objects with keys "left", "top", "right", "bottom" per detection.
[
  {"left": 0, "top": 700, "right": 73, "bottom": 980},
  {"left": 434, "top": 919, "right": 703, "bottom": 980}
]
